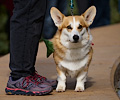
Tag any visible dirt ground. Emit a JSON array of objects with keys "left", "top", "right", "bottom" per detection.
[{"left": 0, "top": 23, "right": 120, "bottom": 100}]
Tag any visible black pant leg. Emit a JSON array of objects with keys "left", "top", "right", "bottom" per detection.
[
  {"left": 10, "top": 0, "right": 47, "bottom": 78},
  {"left": 89, "top": 0, "right": 110, "bottom": 28},
  {"left": 76, "top": 0, "right": 89, "bottom": 15}
]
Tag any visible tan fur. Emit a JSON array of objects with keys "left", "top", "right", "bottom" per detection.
[
  {"left": 52, "top": 31, "right": 67, "bottom": 64},
  {"left": 57, "top": 16, "right": 87, "bottom": 31},
  {"left": 84, "top": 47, "right": 93, "bottom": 72},
  {"left": 51, "top": 6, "right": 96, "bottom": 92}
]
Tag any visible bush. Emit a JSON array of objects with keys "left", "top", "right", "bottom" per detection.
[
  {"left": 110, "top": 0, "right": 120, "bottom": 24},
  {"left": 0, "top": 5, "right": 9, "bottom": 56}
]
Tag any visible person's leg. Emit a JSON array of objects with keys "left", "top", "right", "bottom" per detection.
[
  {"left": 42, "top": 0, "right": 57, "bottom": 39},
  {"left": 119, "top": 0, "right": 120, "bottom": 13},
  {"left": 89, "top": 0, "right": 110, "bottom": 28},
  {"left": 57, "top": 0, "right": 67, "bottom": 15},
  {"left": 6, "top": 0, "right": 55, "bottom": 95},
  {"left": 76, "top": 0, "right": 89, "bottom": 15},
  {"left": 10, "top": 0, "right": 47, "bottom": 79}
]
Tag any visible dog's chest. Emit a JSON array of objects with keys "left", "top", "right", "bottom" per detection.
[
  {"left": 58, "top": 46, "right": 90, "bottom": 71},
  {"left": 65, "top": 46, "right": 89, "bottom": 60}
]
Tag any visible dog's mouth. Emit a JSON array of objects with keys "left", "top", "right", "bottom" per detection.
[
  {"left": 68, "top": 40, "right": 79, "bottom": 43},
  {"left": 73, "top": 40, "right": 79, "bottom": 43},
  {"left": 72, "top": 41, "right": 79, "bottom": 43}
]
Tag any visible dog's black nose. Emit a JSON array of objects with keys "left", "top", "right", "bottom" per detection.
[{"left": 73, "top": 35, "right": 79, "bottom": 42}]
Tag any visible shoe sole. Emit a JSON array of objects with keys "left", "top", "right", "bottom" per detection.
[{"left": 5, "top": 87, "right": 53, "bottom": 96}]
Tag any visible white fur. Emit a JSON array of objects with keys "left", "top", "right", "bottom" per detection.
[
  {"left": 56, "top": 17, "right": 92, "bottom": 92},
  {"left": 56, "top": 71, "right": 66, "bottom": 92},
  {"left": 59, "top": 55, "right": 89, "bottom": 71},
  {"left": 60, "top": 27, "right": 92, "bottom": 49},
  {"left": 51, "top": 6, "right": 96, "bottom": 92},
  {"left": 75, "top": 71, "right": 87, "bottom": 91}
]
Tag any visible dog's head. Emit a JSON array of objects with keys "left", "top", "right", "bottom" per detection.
[{"left": 50, "top": 6, "right": 96, "bottom": 48}]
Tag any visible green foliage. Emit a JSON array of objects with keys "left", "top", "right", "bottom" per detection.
[
  {"left": 0, "top": 7, "right": 8, "bottom": 29},
  {"left": 0, "top": 5, "right": 9, "bottom": 56},
  {"left": 110, "top": 0, "right": 120, "bottom": 24},
  {"left": 43, "top": 39, "right": 54, "bottom": 58}
]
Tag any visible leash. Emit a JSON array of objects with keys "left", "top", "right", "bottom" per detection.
[{"left": 70, "top": 0, "right": 74, "bottom": 16}]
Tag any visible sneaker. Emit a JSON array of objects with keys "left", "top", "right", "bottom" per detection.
[
  {"left": 5, "top": 76, "right": 53, "bottom": 96},
  {"left": 33, "top": 72, "right": 57, "bottom": 89}
]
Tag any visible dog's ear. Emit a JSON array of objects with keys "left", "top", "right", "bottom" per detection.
[
  {"left": 50, "top": 7, "right": 64, "bottom": 27},
  {"left": 82, "top": 6, "right": 96, "bottom": 26}
]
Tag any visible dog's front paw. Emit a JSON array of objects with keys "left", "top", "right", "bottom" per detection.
[
  {"left": 56, "top": 84, "right": 65, "bottom": 92},
  {"left": 75, "top": 86, "right": 85, "bottom": 92},
  {"left": 75, "top": 82, "right": 85, "bottom": 92}
]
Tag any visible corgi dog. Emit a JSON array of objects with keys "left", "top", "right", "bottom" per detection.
[{"left": 50, "top": 6, "right": 96, "bottom": 92}]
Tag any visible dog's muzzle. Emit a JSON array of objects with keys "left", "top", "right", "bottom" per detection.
[{"left": 73, "top": 35, "right": 79, "bottom": 43}]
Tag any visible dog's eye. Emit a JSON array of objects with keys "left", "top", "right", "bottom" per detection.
[
  {"left": 78, "top": 24, "right": 82, "bottom": 29},
  {"left": 67, "top": 25, "right": 72, "bottom": 29}
]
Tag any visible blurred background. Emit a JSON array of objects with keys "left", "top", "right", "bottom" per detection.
[{"left": 0, "top": 0, "right": 120, "bottom": 56}]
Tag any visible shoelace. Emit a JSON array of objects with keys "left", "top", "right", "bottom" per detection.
[
  {"left": 33, "top": 73, "right": 46, "bottom": 83},
  {"left": 22, "top": 73, "right": 47, "bottom": 88},
  {"left": 22, "top": 75, "right": 39, "bottom": 89}
]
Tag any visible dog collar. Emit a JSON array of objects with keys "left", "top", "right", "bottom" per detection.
[{"left": 92, "top": 43, "right": 94, "bottom": 45}]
